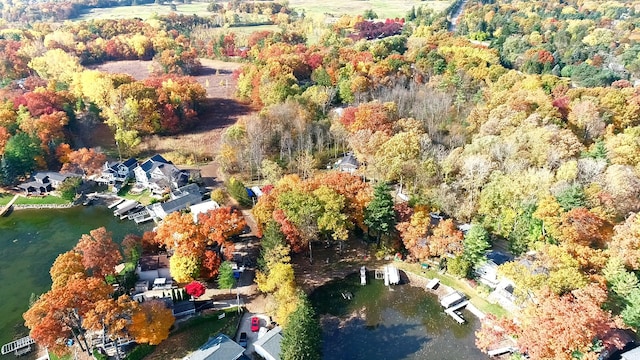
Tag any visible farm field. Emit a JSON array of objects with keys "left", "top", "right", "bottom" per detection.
[{"left": 74, "top": 0, "right": 452, "bottom": 22}]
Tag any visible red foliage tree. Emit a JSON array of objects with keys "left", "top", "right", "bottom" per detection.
[
  {"left": 185, "top": 281, "right": 207, "bottom": 298},
  {"left": 200, "top": 249, "right": 222, "bottom": 280}
]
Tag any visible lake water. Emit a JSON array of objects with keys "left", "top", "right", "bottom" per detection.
[
  {"left": 310, "top": 272, "right": 488, "bottom": 360},
  {"left": 0, "top": 205, "right": 151, "bottom": 356}
]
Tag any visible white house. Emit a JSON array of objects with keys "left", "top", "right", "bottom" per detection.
[
  {"left": 98, "top": 158, "right": 137, "bottom": 185},
  {"left": 334, "top": 152, "right": 360, "bottom": 173},
  {"left": 254, "top": 326, "right": 283, "bottom": 360},
  {"left": 134, "top": 154, "right": 189, "bottom": 195},
  {"left": 191, "top": 200, "right": 221, "bottom": 223}
]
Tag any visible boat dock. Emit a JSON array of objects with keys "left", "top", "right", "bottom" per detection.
[
  {"left": 113, "top": 199, "right": 138, "bottom": 217},
  {"left": 128, "top": 209, "right": 154, "bottom": 224},
  {"left": 107, "top": 198, "right": 125, "bottom": 209},
  {"left": 444, "top": 300, "right": 469, "bottom": 324},
  {"left": 0, "top": 194, "right": 19, "bottom": 216},
  {"left": 487, "top": 346, "right": 518, "bottom": 357},
  {"left": 1, "top": 336, "right": 35, "bottom": 356},
  {"left": 384, "top": 265, "right": 400, "bottom": 286},
  {"left": 360, "top": 266, "right": 366, "bottom": 285}
]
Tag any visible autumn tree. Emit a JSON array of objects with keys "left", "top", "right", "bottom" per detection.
[
  {"left": 516, "top": 286, "right": 613, "bottom": 360},
  {"left": 155, "top": 212, "right": 206, "bottom": 258},
  {"left": 609, "top": 213, "right": 640, "bottom": 270},
  {"left": 24, "top": 277, "right": 113, "bottom": 355},
  {"left": 74, "top": 227, "right": 123, "bottom": 279},
  {"left": 397, "top": 209, "right": 431, "bottom": 261},
  {"left": 121, "top": 234, "right": 142, "bottom": 263},
  {"left": 61, "top": 148, "right": 107, "bottom": 176},
  {"left": 82, "top": 295, "right": 138, "bottom": 358},
  {"left": 429, "top": 219, "right": 464, "bottom": 258},
  {"left": 200, "top": 249, "right": 222, "bottom": 280},
  {"left": 128, "top": 300, "right": 175, "bottom": 345},
  {"left": 198, "top": 207, "right": 246, "bottom": 258},
  {"left": 170, "top": 254, "right": 200, "bottom": 283},
  {"left": 185, "top": 281, "right": 207, "bottom": 298},
  {"left": 49, "top": 251, "right": 86, "bottom": 289}
]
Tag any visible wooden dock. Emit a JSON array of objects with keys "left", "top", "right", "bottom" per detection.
[
  {"left": 1, "top": 336, "right": 35, "bottom": 355},
  {"left": 0, "top": 194, "right": 19, "bottom": 216},
  {"left": 444, "top": 300, "right": 469, "bottom": 324}
]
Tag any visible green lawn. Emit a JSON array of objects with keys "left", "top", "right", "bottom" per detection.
[
  {"left": 73, "top": 0, "right": 452, "bottom": 23},
  {"left": 397, "top": 262, "right": 509, "bottom": 318},
  {"left": 0, "top": 193, "right": 71, "bottom": 206},
  {"left": 145, "top": 308, "right": 241, "bottom": 360},
  {"left": 120, "top": 187, "right": 154, "bottom": 206}
]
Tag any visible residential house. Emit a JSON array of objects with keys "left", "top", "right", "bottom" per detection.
[
  {"left": 98, "top": 158, "right": 137, "bottom": 186},
  {"left": 147, "top": 183, "right": 202, "bottom": 220},
  {"left": 334, "top": 152, "right": 360, "bottom": 173},
  {"left": 621, "top": 347, "right": 640, "bottom": 360},
  {"left": 254, "top": 326, "right": 283, "bottom": 360},
  {"left": 136, "top": 254, "right": 172, "bottom": 283},
  {"left": 172, "top": 300, "right": 196, "bottom": 318},
  {"left": 17, "top": 172, "right": 81, "bottom": 195},
  {"left": 184, "top": 334, "right": 245, "bottom": 360},
  {"left": 134, "top": 154, "right": 189, "bottom": 195},
  {"left": 474, "top": 251, "right": 513, "bottom": 288}
]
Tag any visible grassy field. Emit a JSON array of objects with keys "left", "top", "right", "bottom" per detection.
[
  {"left": 74, "top": 3, "right": 211, "bottom": 21},
  {"left": 290, "top": 0, "right": 451, "bottom": 19},
  {"left": 0, "top": 193, "right": 70, "bottom": 206},
  {"left": 74, "top": 0, "right": 452, "bottom": 23}
]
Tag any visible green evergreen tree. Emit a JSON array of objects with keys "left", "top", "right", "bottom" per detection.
[
  {"left": 622, "top": 289, "right": 640, "bottom": 330},
  {"left": 226, "top": 177, "right": 252, "bottom": 207},
  {"left": 281, "top": 293, "right": 322, "bottom": 360},
  {"left": 258, "top": 221, "right": 287, "bottom": 272},
  {"left": 58, "top": 177, "right": 82, "bottom": 201},
  {"left": 462, "top": 224, "right": 490, "bottom": 268},
  {"left": 217, "top": 261, "right": 236, "bottom": 293},
  {"left": 364, "top": 182, "right": 396, "bottom": 244}
]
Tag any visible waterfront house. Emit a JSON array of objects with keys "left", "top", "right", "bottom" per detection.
[
  {"left": 254, "top": 326, "right": 283, "bottom": 360},
  {"left": 134, "top": 154, "right": 190, "bottom": 195},
  {"left": 98, "top": 158, "right": 138, "bottom": 185},
  {"left": 184, "top": 334, "right": 245, "bottom": 360},
  {"left": 17, "top": 172, "right": 81, "bottom": 195},
  {"left": 146, "top": 183, "right": 202, "bottom": 220},
  {"left": 136, "top": 254, "right": 172, "bottom": 283}
]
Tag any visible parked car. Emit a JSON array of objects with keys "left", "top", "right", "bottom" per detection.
[
  {"left": 238, "top": 332, "right": 248, "bottom": 348},
  {"left": 251, "top": 316, "right": 260, "bottom": 332}
]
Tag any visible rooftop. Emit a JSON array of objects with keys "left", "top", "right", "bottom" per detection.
[
  {"left": 254, "top": 326, "right": 283, "bottom": 360},
  {"left": 184, "top": 334, "right": 244, "bottom": 360},
  {"left": 138, "top": 254, "right": 170, "bottom": 272}
]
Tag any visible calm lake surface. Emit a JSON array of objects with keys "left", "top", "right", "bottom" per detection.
[
  {"left": 310, "top": 272, "right": 488, "bottom": 360},
  {"left": 0, "top": 205, "right": 150, "bottom": 355}
]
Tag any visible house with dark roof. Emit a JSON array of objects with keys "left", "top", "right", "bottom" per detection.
[
  {"left": 146, "top": 183, "right": 202, "bottom": 220},
  {"left": 134, "top": 154, "right": 189, "bottom": 195},
  {"left": 184, "top": 334, "right": 244, "bottom": 360},
  {"left": 136, "top": 254, "right": 171, "bottom": 282},
  {"left": 334, "top": 152, "right": 360, "bottom": 173},
  {"left": 17, "top": 172, "right": 81, "bottom": 195},
  {"left": 98, "top": 158, "right": 137, "bottom": 186},
  {"left": 254, "top": 326, "right": 283, "bottom": 360}
]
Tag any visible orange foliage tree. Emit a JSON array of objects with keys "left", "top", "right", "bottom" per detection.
[
  {"left": 128, "top": 300, "right": 175, "bottom": 345},
  {"left": 74, "top": 227, "right": 123, "bottom": 279},
  {"left": 49, "top": 251, "right": 86, "bottom": 289},
  {"left": 61, "top": 147, "right": 107, "bottom": 176}
]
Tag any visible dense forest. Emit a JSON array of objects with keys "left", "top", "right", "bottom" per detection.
[{"left": 3, "top": 0, "right": 640, "bottom": 358}]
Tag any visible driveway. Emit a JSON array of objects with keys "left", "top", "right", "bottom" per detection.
[{"left": 237, "top": 312, "right": 271, "bottom": 358}]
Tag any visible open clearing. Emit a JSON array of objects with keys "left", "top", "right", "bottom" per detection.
[
  {"left": 85, "top": 58, "right": 253, "bottom": 185},
  {"left": 74, "top": 0, "right": 451, "bottom": 22}
]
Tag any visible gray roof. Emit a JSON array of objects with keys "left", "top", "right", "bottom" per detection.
[
  {"left": 254, "top": 326, "right": 283, "bottom": 360},
  {"left": 140, "top": 154, "right": 171, "bottom": 172},
  {"left": 185, "top": 334, "right": 244, "bottom": 360},
  {"left": 338, "top": 153, "right": 359, "bottom": 168},
  {"left": 33, "top": 171, "right": 79, "bottom": 183},
  {"left": 622, "top": 346, "right": 640, "bottom": 360},
  {"left": 160, "top": 192, "right": 202, "bottom": 214}
]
